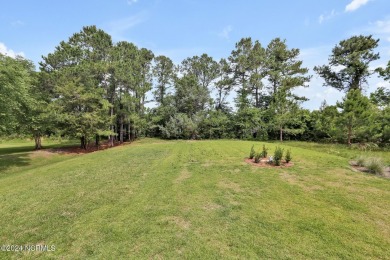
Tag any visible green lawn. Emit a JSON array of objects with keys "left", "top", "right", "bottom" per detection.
[{"left": 0, "top": 139, "right": 389, "bottom": 259}]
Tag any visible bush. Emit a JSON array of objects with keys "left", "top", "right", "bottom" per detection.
[
  {"left": 261, "top": 144, "right": 268, "bottom": 158},
  {"left": 285, "top": 149, "right": 292, "bottom": 163},
  {"left": 365, "top": 157, "right": 385, "bottom": 175},
  {"left": 254, "top": 152, "right": 262, "bottom": 163},
  {"left": 274, "top": 146, "right": 284, "bottom": 166},
  {"left": 249, "top": 145, "right": 255, "bottom": 159}
]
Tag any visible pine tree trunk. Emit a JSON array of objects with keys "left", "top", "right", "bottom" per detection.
[
  {"left": 280, "top": 126, "right": 283, "bottom": 142},
  {"left": 109, "top": 106, "right": 114, "bottom": 147},
  {"left": 80, "top": 136, "right": 87, "bottom": 150},
  {"left": 128, "top": 123, "right": 131, "bottom": 142},
  {"left": 120, "top": 120, "right": 124, "bottom": 144},
  {"left": 218, "top": 90, "right": 222, "bottom": 110},
  {"left": 347, "top": 125, "right": 352, "bottom": 145},
  {"left": 34, "top": 133, "right": 42, "bottom": 150},
  {"left": 130, "top": 123, "right": 135, "bottom": 141},
  {"left": 95, "top": 134, "right": 99, "bottom": 147}
]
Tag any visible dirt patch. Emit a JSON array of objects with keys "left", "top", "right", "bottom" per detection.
[
  {"left": 164, "top": 216, "right": 191, "bottom": 230},
  {"left": 201, "top": 162, "right": 213, "bottom": 167},
  {"left": 280, "top": 172, "right": 323, "bottom": 192},
  {"left": 174, "top": 168, "right": 191, "bottom": 184},
  {"left": 217, "top": 180, "right": 242, "bottom": 193},
  {"left": 245, "top": 158, "right": 294, "bottom": 168},
  {"left": 280, "top": 172, "right": 299, "bottom": 184},
  {"left": 29, "top": 150, "right": 56, "bottom": 159},
  {"left": 203, "top": 202, "right": 222, "bottom": 211}
]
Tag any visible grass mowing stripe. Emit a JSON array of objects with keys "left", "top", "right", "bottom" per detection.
[{"left": 0, "top": 139, "right": 389, "bottom": 259}]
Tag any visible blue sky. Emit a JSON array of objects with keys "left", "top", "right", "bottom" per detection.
[{"left": 1, "top": 0, "right": 390, "bottom": 110}]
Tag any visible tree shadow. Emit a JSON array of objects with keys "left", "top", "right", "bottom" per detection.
[
  {"left": 0, "top": 141, "right": 79, "bottom": 174},
  {"left": 0, "top": 153, "right": 31, "bottom": 173},
  {"left": 0, "top": 145, "right": 35, "bottom": 156}
]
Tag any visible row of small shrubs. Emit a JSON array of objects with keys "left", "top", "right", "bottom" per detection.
[
  {"left": 250, "top": 145, "right": 269, "bottom": 162},
  {"left": 353, "top": 155, "right": 385, "bottom": 175},
  {"left": 249, "top": 145, "right": 292, "bottom": 165}
]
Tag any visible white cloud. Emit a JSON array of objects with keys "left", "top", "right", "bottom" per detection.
[
  {"left": 345, "top": 0, "right": 371, "bottom": 12},
  {"left": 106, "top": 12, "right": 147, "bottom": 41},
  {"left": 0, "top": 42, "right": 24, "bottom": 58},
  {"left": 358, "top": 17, "right": 390, "bottom": 52},
  {"left": 375, "top": 80, "right": 390, "bottom": 89},
  {"left": 370, "top": 18, "right": 390, "bottom": 35},
  {"left": 218, "top": 25, "right": 233, "bottom": 40},
  {"left": 11, "top": 20, "right": 24, "bottom": 27},
  {"left": 127, "top": 0, "right": 138, "bottom": 5},
  {"left": 318, "top": 10, "right": 337, "bottom": 24}
]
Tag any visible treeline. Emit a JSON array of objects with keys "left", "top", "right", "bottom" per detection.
[{"left": 1, "top": 26, "right": 389, "bottom": 149}]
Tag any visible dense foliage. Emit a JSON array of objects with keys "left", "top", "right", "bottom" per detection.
[{"left": 1, "top": 26, "right": 389, "bottom": 149}]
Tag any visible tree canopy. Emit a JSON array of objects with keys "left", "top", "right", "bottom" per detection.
[{"left": 1, "top": 26, "right": 389, "bottom": 148}]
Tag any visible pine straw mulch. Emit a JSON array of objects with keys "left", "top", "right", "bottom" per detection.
[
  {"left": 244, "top": 158, "right": 294, "bottom": 168},
  {"left": 47, "top": 141, "right": 132, "bottom": 155}
]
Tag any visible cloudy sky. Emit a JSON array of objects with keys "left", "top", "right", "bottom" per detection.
[{"left": 1, "top": 0, "right": 389, "bottom": 110}]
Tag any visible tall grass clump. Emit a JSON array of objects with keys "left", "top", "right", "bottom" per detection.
[
  {"left": 355, "top": 155, "right": 366, "bottom": 167},
  {"left": 365, "top": 157, "right": 385, "bottom": 175}
]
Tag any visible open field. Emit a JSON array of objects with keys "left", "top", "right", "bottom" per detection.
[{"left": 0, "top": 139, "right": 389, "bottom": 259}]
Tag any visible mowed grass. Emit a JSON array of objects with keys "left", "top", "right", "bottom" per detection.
[
  {"left": 0, "top": 139, "right": 78, "bottom": 176},
  {"left": 0, "top": 139, "right": 389, "bottom": 259}
]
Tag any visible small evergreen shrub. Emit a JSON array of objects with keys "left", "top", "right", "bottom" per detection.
[
  {"left": 249, "top": 145, "right": 255, "bottom": 159},
  {"left": 254, "top": 152, "right": 262, "bottom": 163},
  {"left": 261, "top": 144, "right": 268, "bottom": 158},
  {"left": 365, "top": 157, "right": 385, "bottom": 175},
  {"left": 274, "top": 146, "right": 284, "bottom": 166},
  {"left": 285, "top": 149, "right": 292, "bottom": 163}
]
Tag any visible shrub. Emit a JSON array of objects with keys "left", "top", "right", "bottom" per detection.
[
  {"left": 249, "top": 145, "right": 255, "bottom": 159},
  {"left": 261, "top": 144, "right": 268, "bottom": 158},
  {"left": 365, "top": 157, "right": 385, "bottom": 175},
  {"left": 274, "top": 146, "right": 284, "bottom": 166},
  {"left": 254, "top": 152, "right": 262, "bottom": 163},
  {"left": 285, "top": 149, "right": 292, "bottom": 163}
]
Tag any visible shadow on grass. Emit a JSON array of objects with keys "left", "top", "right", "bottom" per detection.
[
  {"left": 0, "top": 146, "right": 35, "bottom": 156},
  {"left": 0, "top": 141, "right": 78, "bottom": 173},
  {"left": 0, "top": 153, "right": 31, "bottom": 173},
  {"left": 0, "top": 141, "right": 78, "bottom": 156}
]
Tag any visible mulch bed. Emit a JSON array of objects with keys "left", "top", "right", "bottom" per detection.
[
  {"left": 349, "top": 161, "right": 390, "bottom": 178},
  {"left": 48, "top": 141, "right": 132, "bottom": 154},
  {"left": 244, "top": 158, "right": 294, "bottom": 168}
]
